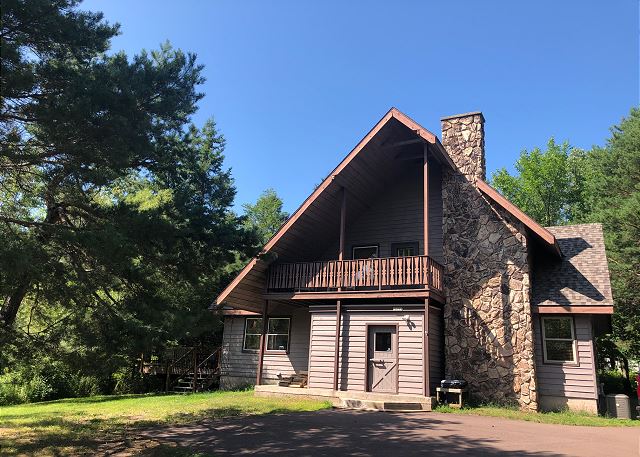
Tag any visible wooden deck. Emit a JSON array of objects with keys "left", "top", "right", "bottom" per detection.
[
  {"left": 140, "top": 346, "right": 222, "bottom": 393},
  {"left": 266, "top": 255, "right": 443, "bottom": 294}
]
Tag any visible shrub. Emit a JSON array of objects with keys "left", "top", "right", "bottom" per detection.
[{"left": 599, "top": 369, "right": 638, "bottom": 396}]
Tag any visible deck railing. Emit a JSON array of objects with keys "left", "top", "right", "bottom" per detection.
[{"left": 267, "top": 255, "right": 443, "bottom": 293}]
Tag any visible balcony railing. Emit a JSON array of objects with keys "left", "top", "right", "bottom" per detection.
[{"left": 267, "top": 255, "right": 443, "bottom": 293}]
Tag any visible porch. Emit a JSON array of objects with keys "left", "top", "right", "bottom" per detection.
[{"left": 254, "top": 384, "right": 434, "bottom": 412}]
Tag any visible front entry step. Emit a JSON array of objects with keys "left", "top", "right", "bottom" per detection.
[{"left": 339, "top": 398, "right": 431, "bottom": 412}]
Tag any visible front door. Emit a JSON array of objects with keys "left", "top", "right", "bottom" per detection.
[{"left": 367, "top": 325, "right": 398, "bottom": 393}]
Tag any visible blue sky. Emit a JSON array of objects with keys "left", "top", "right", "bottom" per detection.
[{"left": 82, "top": 1, "right": 639, "bottom": 214}]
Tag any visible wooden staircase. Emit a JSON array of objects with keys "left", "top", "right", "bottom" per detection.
[{"left": 140, "top": 346, "right": 222, "bottom": 394}]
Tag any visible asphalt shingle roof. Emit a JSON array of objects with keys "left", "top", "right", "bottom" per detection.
[{"left": 532, "top": 223, "right": 613, "bottom": 308}]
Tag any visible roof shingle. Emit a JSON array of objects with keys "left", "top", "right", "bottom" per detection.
[{"left": 532, "top": 223, "right": 613, "bottom": 309}]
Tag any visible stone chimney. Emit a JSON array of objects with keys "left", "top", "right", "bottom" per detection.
[{"left": 440, "top": 112, "right": 485, "bottom": 181}]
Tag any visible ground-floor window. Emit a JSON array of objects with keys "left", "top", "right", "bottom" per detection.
[
  {"left": 541, "top": 316, "right": 577, "bottom": 363},
  {"left": 243, "top": 317, "right": 291, "bottom": 352}
]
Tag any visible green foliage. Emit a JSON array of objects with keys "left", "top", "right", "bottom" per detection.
[
  {"left": 579, "top": 108, "right": 640, "bottom": 365},
  {"left": 0, "top": 357, "right": 103, "bottom": 405},
  {"left": 492, "top": 107, "right": 640, "bottom": 372},
  {"left": 491, "top": 139, "right": 585, "bottom": 226},
  {"left": 242, "top": 188, "right": 289, "bottom": 245},
  {"left": 434, "top": 403, "right": 639, "bottom": 426},
  {"left": 0, "top": 0, "right": 256, "bottom": 402},
  {"left": 599, "top": 369, "right": 638, "bottom": 396}
]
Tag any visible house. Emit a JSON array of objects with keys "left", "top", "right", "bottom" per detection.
[{"left": 214, "top": 108, "right": 613, "bottom": 413}]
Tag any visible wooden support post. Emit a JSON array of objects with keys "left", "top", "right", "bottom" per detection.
[
  {"left": 423, "top": 144, "right": 432, "bottom": 397},
  {"left": 423, "top": 144, "right": 429, "bottom": 261},
  {"left": 333, "top": 300, "right": 341, "bottom": 391},
  {"left": 256, "top": 300, "right": 269, "bottom": 385},
  {"left": 339, "top": 186, "right": 346, "bottom": 262},
  {"left": 424, "top": 298, "right": 431, "bottom": 397},
  {"left": 333, "top": 187, "right": 346, "bottom": 391}
]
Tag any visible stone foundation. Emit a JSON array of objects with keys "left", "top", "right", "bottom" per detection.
[{"left": 441, "top": 113, "right": 537, "bottom": 410}]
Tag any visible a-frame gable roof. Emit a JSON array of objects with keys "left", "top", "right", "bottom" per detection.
[{"left": 215, "top": 108, "right": 452, "bottom": 310}]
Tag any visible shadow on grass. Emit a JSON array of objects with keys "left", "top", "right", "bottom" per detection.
[{"left": 0, "top": 404, "right": 325, "bottom": 456}]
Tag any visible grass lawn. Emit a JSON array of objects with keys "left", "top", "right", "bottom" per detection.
[
  {"left": 0, "top": 390, "right": 331, "bottom": 456},
  {"left": 434, "top": 404, "right": 640, "bottom": 427}
]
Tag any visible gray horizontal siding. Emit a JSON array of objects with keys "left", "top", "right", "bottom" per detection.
[
  {"left": 321, "top": 163, "right": 443, "bottom": 263},
  {"left": 309, "top": 310, "right": 425, "bottom": 395},
  {"left": 220, "top": 305, "right": 310, "bottom": 383},
  {"left": 534, "top": 314, "right": 597, "bottom": 399}
]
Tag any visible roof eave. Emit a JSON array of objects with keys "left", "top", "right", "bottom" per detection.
[{"left": 476, "top": 179, "right": 563, "bottom": 258}]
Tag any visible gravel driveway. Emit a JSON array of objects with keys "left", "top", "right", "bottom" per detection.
[{"left": 141, "top": 409, "right": 639, "bottom": 457}]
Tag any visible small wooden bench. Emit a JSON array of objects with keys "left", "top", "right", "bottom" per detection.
[{"left": 436, "top": 387, "right": 468, "bottom": 408}]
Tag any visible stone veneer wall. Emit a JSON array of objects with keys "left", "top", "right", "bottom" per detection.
[{"left": 440, "top": 113, "right": 538, "bottom": 410}]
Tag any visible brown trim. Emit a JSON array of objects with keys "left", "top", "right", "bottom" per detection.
[
  {"left": 423, "top": 143, "right": 429, "bottom": 259},
  {"left": 215, "top": 108, "right": 453, "bottom": 306},
  {"left": 476, "top": 179, "right": 562, "bottom": 257},
  {"left": 256, "top": 300, "right": 268, "bottom": 385},
  {"left": 265, "top": 289, "right": 444, "bottom": 301},
  {"left": 539, "top": 315, "right": 580, "bottom": 366},
  {"left": 222, "top": 309, "right": 260, "bottom": 316},
  {"left": 423, "top": 298, "right": 430, "bottom": 397},
  {"left": 364, "top": 323, "right": 400, "bottom": 395},
  {"left": 534, "top": 305, "right": 613, "bottom": 314},
  {"left": 333, "top": 300, "right": 341, "bottom": 391},
  {"left": 339, "top": 188, "right": 346, "bottom": 262}
]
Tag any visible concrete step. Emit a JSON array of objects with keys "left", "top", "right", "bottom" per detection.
[{"left": 339, "top": 398, "right": 429, "bottom": 412}]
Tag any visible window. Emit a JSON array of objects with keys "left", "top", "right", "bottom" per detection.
[
  {"left": 267, "top": 318, "right": 290, "bottom": 351},
  {"left": 243, "top": 318, "right": 262, "bottom": 351},
  {"left": 374, "top": 332, "right": 392, "bottom": 352},
  {"left": 243, "top": 317, "right": 291, "bottom": 352},
  {"left": 541, "top": 317, "right": 576, "bottom": 363},
  {"left": 391, "top": 242, "right": 419, "bottom": 257},
  {"left": 353, "top": 245, "right": 378, "bottom": 259}
]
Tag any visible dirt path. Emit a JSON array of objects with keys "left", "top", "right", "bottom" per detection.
[{"left": 134, "top": 409, "right": 640, "bottom": 457}]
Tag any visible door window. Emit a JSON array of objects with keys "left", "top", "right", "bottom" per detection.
[{"left": 374, "top": 332, "right": 392, "bottom": 352}]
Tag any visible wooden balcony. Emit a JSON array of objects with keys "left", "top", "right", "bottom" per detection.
[{"left": 266, "top": 255, "right": 443, "bottom": 298}]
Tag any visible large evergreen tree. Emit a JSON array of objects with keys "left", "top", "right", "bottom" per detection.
[
  {"left": 0, "top": 0, "right": 254, "bottom": 396},
  {"left": 579, "top": 109, "right": 640, "bottom": 373}
]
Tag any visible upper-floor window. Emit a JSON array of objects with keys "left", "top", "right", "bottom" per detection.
[
  {"left": 541, "top": 316, "right": 576, "bottom": 364},
  {"left": 243, "top": 317, "right": 291, "bottom": 352},
  {"left": 391, "top": 242, "right": 419, "bottom": 257},
  {"left": 352, "top": 245, "right": 378, "bottom": 259}
]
